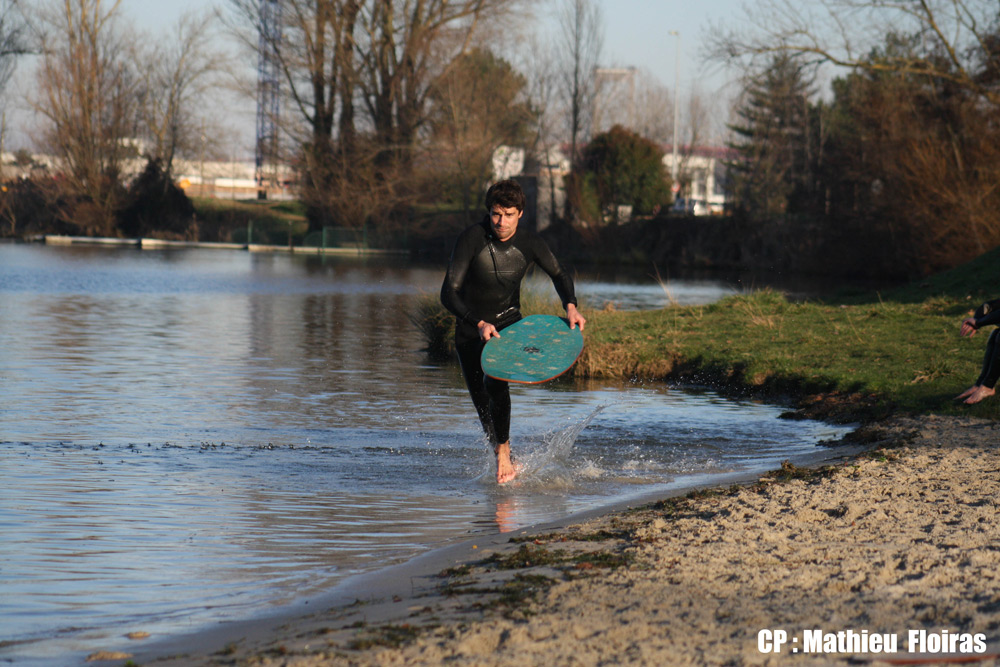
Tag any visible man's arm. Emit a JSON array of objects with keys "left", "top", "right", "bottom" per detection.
[
  {"left": 528, "top": 235, "right": 581, "bottom": 326},
  {"left": 441, "top": 226, "right": 504, "bottom": 341},
  {"left": 440, "top": 229, "right": 479, "bottom": 328}
]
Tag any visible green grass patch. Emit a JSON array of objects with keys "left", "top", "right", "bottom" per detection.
[
  {"left": 884, "top": 244, "right": 1000, "bottom": 305},
  {"left": 570, "top": 285, "right": 994, "bottom": 420},
  {"left": 191, "top": 197, "right": 307, "bottom": 223}
]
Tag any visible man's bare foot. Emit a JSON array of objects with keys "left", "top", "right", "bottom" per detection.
[
  {"left": 956, "top": 385, "right": 979, "bottom": 401},
  {"left": 964, "top": 385, "right": 995, "bottom": 404},
  {"left": 495, "top": 441, "right": 518, "bottom": 484}
]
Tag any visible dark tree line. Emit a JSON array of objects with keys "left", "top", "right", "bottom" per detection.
[
  {"left": 718, "top": 1, "right": 1000, "bottom": 278},
  {"left": 726, "top": 43, "right": 1000, "bottom": 278}
]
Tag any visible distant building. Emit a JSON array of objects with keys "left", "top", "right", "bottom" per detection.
[
  {"left": 1, "top": 151, "right": 293, "bottom": 201},
  {"left": 492, "top": 145, "right": 525, "bottom": 181},
  {"left": 174, "top": 158, "right": 295, "bottom": 200},
  {"left": 662, "top": 145, "right": 733, "bottom": 215},
  {"left": 510, "top": 142, "right": 734, "bottom": 227}
]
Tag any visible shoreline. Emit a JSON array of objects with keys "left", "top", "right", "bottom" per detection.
[
  {"left": 19, "top": 409, "right": 853, "bottom": 666},
  {"left": 123, "top": 414, "right": 1000, "bottom": 666},
  {"left": 116, "top": 425, "right": 880, "bottom": 666},
  {"left": 37, "top": 234, "right": 408, "bottom": 256}
]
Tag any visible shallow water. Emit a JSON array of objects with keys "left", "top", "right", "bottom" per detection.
[{"left": 0, "top": 244, "right": 849, "bottom": 664}]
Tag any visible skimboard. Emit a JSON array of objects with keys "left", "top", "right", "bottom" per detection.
[{"left": 481, "top": 314, "right": 584, "bottom": 384}]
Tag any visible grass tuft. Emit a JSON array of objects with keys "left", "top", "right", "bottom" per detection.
[{"left": 409, "top": 293, "right": 455, "bottom": 360}]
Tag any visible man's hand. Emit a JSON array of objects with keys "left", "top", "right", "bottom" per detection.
[
  {"left": 478, "top": 320, "right": 501, "bottom": 341},
  {"left": 961, "top": 318, "right": 978, "bottom": 337},
  {"left": 566, "top": 303, "right": 586, "bottom": 332}
]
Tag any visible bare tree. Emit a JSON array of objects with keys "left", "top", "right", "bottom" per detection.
[
  {"left": 556, "top": 0, "right": 603, "bottom": 164},
  {"left": 227, "top": 0, "right": 523, "bottom": 231},
  {"left": 511, "top": 33, "right": 564, "bottom": 228},
  {"left": 31, "top": 0, "right": 138, "bottom": 236},
  {"left": 356, "top": 1, "right": 526, "bottom": 165},
  {"left": 630, "top": 69, "right": 672, "bottom": 144},
  {"left": 426, "top": 48, "right": 534, "bottom": 220},
  {"left": 226, "top": 0, "right": 360, "bottom": 227},
  {"left": 592, "top": 66, "right": 636, "bottom": 135},
  {"left": 0, "top": 0, "right": 38, "bottom": 237},
  {"left": 133, "top": 10, "right": 228, "bottom": 181},
  {"left": 709, "top": 0, "right": 1000, "bottom": 108},
  {"left": 0, "top": 0, "right": 30, "bottom": 181},
  {"left": 0, "top": 0, "right": 27, "bottom": 96}
]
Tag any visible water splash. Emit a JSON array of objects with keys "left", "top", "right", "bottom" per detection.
[
  {"left": 487, "top": 404, "right": 611, "bottom": 491},
  {"left": 529, "top": 404, "right": 607, "bottom": 468}
]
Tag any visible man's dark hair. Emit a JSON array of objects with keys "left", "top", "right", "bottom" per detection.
[{"left": 484, "top": 179, "right": 525, "bottom": 212}]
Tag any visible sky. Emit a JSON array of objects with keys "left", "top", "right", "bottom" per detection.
[
  {"left": 7, "top": 0, "right": 747, "bottom": 154},
  {"left": 593, "top": 0, "right": 744, "bottom": 94},
  {"left": 119, "top": 0, "right": 745, "bottom": 92}
]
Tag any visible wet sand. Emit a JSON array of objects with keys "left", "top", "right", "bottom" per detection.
[{"left": 122, "top": 414, "right": 1000, "bottom": 666}]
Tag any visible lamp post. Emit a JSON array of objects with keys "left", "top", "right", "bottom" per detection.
[{"left": 669, "top": 30, "right": 680, "bottom": 188}]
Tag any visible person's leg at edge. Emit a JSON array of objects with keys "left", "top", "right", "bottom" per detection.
[
  {"left": 457, "top": 339, "right": 519, "bottom": 482},
  {"left": 964, "top": 329, "right": 1000, "bottom": 404},
  {"left": 484, "top": 375, "right": 516, "bottom": 483}
]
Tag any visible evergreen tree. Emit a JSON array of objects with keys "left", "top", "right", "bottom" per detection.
[
  {"left": 118, "top": 158, "right": 195, "bottom": 238},
  {"left": 727, "top": 54, "right": 815, "bottom": 222}
]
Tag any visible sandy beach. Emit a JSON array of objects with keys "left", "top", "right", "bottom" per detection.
[{"left": 121, "top": 414, "right": 1000, "bottom": 666}]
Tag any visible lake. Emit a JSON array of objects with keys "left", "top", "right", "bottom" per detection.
[{"left": 0, "top": 243, "right": 849, "bottom": 665}]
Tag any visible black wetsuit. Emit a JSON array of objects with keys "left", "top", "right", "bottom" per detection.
[
  {"left": 970, "top": 298, "right": 1000, "bottom": 389},
  {"left": 440, "top": 217, "right": 577, "bottom": 446}
]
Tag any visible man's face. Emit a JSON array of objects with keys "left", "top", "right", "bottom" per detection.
[{"left": 489, "top": 205, "right": 522, "bottom": 242}]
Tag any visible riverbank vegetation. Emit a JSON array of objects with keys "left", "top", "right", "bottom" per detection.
[
  {"left": 417, "top": 245, "right": 1000, "bottom": 424},
  {"left": 188, "top": 198, "right": 308, "bottom": 246}
]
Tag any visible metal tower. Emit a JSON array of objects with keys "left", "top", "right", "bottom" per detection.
[{"left": 255, "top": 0, "right": 282, "bottom": 199}]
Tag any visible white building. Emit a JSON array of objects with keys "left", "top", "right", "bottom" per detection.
[
  {"left": 662, "top": 145, "right": 732, "bottom": 215},
  {"left": 522, "top": 143, "right": 733, "bottom": 226}
]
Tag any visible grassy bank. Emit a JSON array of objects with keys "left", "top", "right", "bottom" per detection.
[
  {"left": 418, "top": 247, "right": 1000, "bottom": 423},
  {"left": 576, "top": 289, "right": 979, "bottom": 421}
]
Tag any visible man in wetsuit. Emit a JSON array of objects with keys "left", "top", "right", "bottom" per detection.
[
  {"left": 441, "top": 179, "right": 585, "bottom": 483},
  {"left": 957, "top": 297, "right": 1000, "bottom": 404}
]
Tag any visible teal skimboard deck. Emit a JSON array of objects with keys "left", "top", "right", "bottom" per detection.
[{"left": 481, "top": 314, "right": 584, "bottom": 384}]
